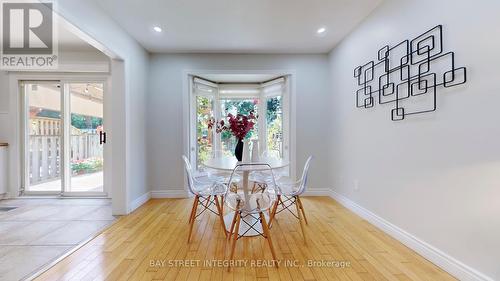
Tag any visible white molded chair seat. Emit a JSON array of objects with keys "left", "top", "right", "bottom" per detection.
[
  {"left": 275, "top": 177, "right": 302, "bottom": 196},
  {"left": 249, "top": 150, "right": 286, "bottom": 192},
  {"left": 225, "top": 163, "right": 279, "bottom": 270},
  {"left": 206, "top": 169, "right": 231, "bottom": 183},
  {"left": 204, "top": 150, "right": 241, "bottom": 184},
  {"left": 269, "top": 156, "right": 313, "bottom": 242},
  {"left": 277, "top": 156, "right": 313, "bottom": 197},
  {"left": 225, "top": 191, "right": 275, "bottom": 214},
  {"left": 192, "top": 179, "right": 227, "bottom": 196},
  {"left": 182, "top": 155, "right": 227, "bottom": 243},
  {"left": 249, "top": 170, "right": 280, "bottom": 183}
]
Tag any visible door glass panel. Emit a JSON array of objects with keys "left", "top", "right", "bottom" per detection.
[
  {"left": 68, "top": 83, "right": 104, "bottom": 192},
  {"left": 266, "top": 96, "right": 283, "bottom": 158},
  {"left": 219, "top": 99, "right": 259, "bottom": 156},
  {"left": 26, "top": 82, "right": 62, "bottom": 192},
  {"left": 196, "top": 95, "right": 214, "bottom": 170}
]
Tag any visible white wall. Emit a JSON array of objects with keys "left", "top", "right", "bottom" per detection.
[
  {"left": 147, "top": 54, "right": 331, "bottom": 193},
  {"left": 328, "top": 0, "right": 500, "bottom": 280},
  {"left": 57, "top": 51, "right": 110, "bottom": 72},
  {"left": 0, "top": 71, "right": 9, "bottom": 142}
]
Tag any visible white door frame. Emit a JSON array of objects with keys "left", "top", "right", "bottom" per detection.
[
  {"left": 9, "top": 72, "right": 111, "bottom": 198},
  {"left": 182, "top": 69, "right": 297, "bottom": 193}
]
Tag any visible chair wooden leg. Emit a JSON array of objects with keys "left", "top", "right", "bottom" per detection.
[
  {"left": 296, "top": 196, "right": 308, "bottom": 225},
  {"left": 228, "top": 210, "right": 238, "bottom": 241},
  {"left": 228, "top": 211, "right": 241, "bottom": 272},
  {"left": 251, "top": 182, "right": 257, "bottom": 193},
  {"left": 268, "top": 195, "right": 280, "bottom": 226},
  {"left": 279, "top": 196, "right": 285, "bottom": 209},
  {"left": 188, "top": 195, "right": 198, "bottom": 224},
  {"left": 214, "top": 195, "right": 227, "bottom": 238},
  {"left": 295, "top": 196, "right": 306, "bottom": 243},
  {"left": 259, "top": 211, "right": 278, "bottom": 266},
  {"left": 205, "top": 195, "right": 212, "bottom": 208},
  {"left": 188, "top": 195, "right": 199, "bottom": 243}
]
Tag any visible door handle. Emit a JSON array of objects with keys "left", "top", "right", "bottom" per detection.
[{"left": 100, "top": 131, "right": 107, "bottom": 144}]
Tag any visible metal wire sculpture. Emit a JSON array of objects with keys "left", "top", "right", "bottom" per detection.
[{"left": 353, "top": 25, "right": 467, "bottom": 121}]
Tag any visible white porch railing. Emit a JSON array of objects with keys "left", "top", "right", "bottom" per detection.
[{"left": 29, "top": 134, "right": 102, "bottom": 185}]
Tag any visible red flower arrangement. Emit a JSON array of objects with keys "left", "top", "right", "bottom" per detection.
[{"left": 208, "top": 111, "right": 257, "bottom": 140}]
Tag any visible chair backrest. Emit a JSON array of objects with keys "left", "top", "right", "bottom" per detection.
[
  {"left": 225, "top": 163, "right": 278, "bottom": 213},
  {"left": 212, "top": 149, "right": 225, "bottom": 158},
  {"left": 182, "top": 155, "right": 197, "bottom": 195},
  {"left": 295, "top": 156, "right": 313, "bottom": 196},
  {"left": 261, "top": 149, "right": 280, "bottom": 159}
]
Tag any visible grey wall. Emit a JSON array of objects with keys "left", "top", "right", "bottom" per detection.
[
  {"left": 147, "top": 53, "right": 331, "bottom": 192},
  {"left": 328, "top": 0, "right": 500, "bottom": 279}
]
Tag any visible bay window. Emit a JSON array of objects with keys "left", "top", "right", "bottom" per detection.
[{"left": 190, "top": 76, "right": 290, "bottom": 173}]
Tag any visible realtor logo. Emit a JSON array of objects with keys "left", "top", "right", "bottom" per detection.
[{"left": 1, "top": 0, "right": 58, "bottom": 69}]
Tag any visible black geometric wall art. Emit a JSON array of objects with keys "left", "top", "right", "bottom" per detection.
[{"left": 353, "top": 25, "right": 467, "bottom": 121}]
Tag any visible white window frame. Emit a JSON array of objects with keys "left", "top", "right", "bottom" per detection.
[
  {"left": 189, "top": 77, "right": 220, "bottom": 174},
  {"left": 259, "top": 77, "right": 289, "bottom": 161},
  {"left": 188, "top": 74, "right": 292, "bottom": 176}
]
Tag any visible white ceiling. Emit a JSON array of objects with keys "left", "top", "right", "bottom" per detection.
[{"left": 94, "top": 0, "right": 382, "bottom": 54}]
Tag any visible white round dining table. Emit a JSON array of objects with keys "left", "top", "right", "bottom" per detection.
[
  {"left": 204, "top": 156, "right": 289, "bottom": 172},
  {"left": 203, "top": 156, "right": 290, "bottom": 237}
]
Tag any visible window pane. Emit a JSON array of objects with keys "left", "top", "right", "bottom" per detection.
[
  {"left": 220, "top": 99, "right": 259, "bottom": 156},
  {"left": 69, "top": 83, "right": 104, "bottom": 193},
  {"left": 26, "top": 83, "right": 62, "bottom": 192},
  {"left": 196, "top": 96, "right": 214, "bottom": 169},
  {"left": 266, "top": 96, "right": 283, "bottom": 158}
]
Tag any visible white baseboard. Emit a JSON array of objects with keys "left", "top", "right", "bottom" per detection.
[
  {"left": 303, "top": 188, "right": 332, "bottom": 196},
  {"left": 128, "top": 191, "right": 151, "bottom": 213},
  {"left": 151, "top": 189, "right": 189, "bottom": 198},
  {"left": 329, "top": 189, "right": 493, "bottom": 281}
]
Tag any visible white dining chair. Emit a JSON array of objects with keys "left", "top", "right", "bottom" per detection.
[
  {"left": 224, "top": 163, "right": 279, "bottom": 271},
  {"left": 249, "top": 150, "right": 285, "bottom": 193},
  {"left": 204, "top": 149, "right": 235, "bottom": 184},
  {"left": 269, "top": 156, "right": 313, "bottom": 242},
  {"left": 182, "top": 155, "right": 227, "bottom": 243}
]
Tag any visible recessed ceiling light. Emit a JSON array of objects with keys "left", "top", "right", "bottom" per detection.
[
  {"left": 317, "top": 27, "right": 326, "bottom": 34},
  {"left": 153, "top": 26, "right": 162, "bottom": 33}
]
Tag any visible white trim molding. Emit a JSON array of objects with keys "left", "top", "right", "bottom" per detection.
[
  {"left": 329, "top": 189, "right": 494, "bottom": 281},
  {"left": 303, "top": 188, "right": 332, "bottom": 197},
  {"left": 128, "top": 191, "right": 151, "bottom": 213},
  {"left": 151, "top": 189, "right": 189, "bottom": 198}
]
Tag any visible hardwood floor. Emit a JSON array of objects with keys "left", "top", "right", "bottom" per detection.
[{"left": 35, "top": 197, "right": 455, "bottom": 281}]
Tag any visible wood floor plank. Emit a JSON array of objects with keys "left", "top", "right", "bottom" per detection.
[{"left": 35, "top": 197, "right": 456, "bottom": 281}]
